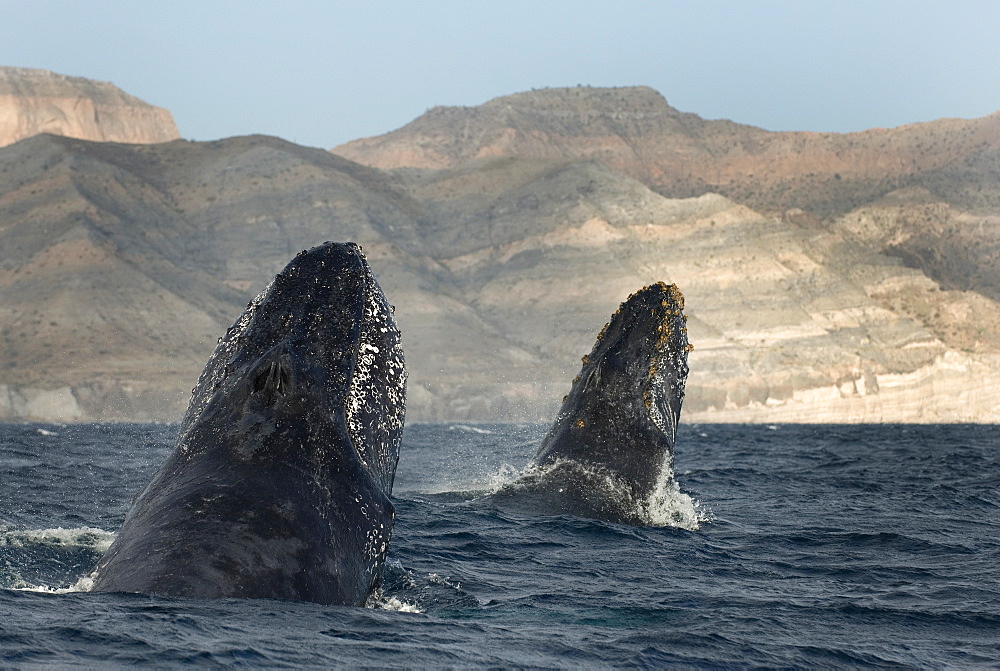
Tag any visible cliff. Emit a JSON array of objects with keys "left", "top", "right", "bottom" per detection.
[
  {"left": 334, "top": 86, "right": 1000, "bottom": 216},
  {"left": 2, "top": 85, "right": 999, "bottom": 423},
  {"left": 0, "top": 67, "right": 179, "bottom": 147}
]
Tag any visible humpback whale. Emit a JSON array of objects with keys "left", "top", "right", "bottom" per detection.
[
  {"left": 492, "top": 282, "right": 691, "bottom": 525},
  {"left": 89, "top": 242, "right": 406, "bottom": 606}
]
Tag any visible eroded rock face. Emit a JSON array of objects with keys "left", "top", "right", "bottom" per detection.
[
  {"left": 3, "top": 86, "right": 1000, "bottom": 423},
  {"left": 333, "top": 86, "right": 1000, "bottom": 219},
  {"left": 0, "top": 67, "right": 179, "bottom": 147}
]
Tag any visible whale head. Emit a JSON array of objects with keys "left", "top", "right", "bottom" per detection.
[
  {"left": 178, "top": 241, "right": 406, "bottom": 493},
  {"left": 90, "top": 242, "right": 406, "bottom": 605},
  {"left": 532, "top": 282, "right": 691, "bottom": 500}
]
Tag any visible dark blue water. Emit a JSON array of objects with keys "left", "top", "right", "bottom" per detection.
[{"left": 2, "top": 422, "right": 999, "bottom": 667}]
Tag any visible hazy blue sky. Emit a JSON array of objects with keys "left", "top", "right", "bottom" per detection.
[{"left": 1, "top": 1, "right": 998, "bottom": 149}]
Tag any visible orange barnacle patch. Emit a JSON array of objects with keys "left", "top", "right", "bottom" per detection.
[
  {"left": 582, "top": 354, "right": 590, "bottom": 364},
  {"left": 573, "top": 374, "right": 581, "bottom": 384},
  {"left": 685, "top": 343, "right": 695, "bottom": 352},
  {"left": 665, "top": 284, "right": 685, "bottom": 309},
  {"left": 575, "top": 419, "right": 585, "bottom": 428},
  {"left": 562, "top": 395, "right": 568, "bottom": 403}
]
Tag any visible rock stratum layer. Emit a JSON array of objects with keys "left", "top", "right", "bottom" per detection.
[
  {"left": 0, "top": 67, "right": 179, "bottom": 148},
  {"left": 2, "top": 85, "right": 999, "bottom": 422}
]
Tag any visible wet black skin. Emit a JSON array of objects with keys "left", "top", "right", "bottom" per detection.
[
  {"left": 492, "top": 283, "right": 690, "bottom": 524},
  {"left": 89, "top": 242, "right": 406, "bottom": 605}
]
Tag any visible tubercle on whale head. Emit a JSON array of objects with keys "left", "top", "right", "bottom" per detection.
[
  {"left": 565, "top": 281, "right": 691, "bottom": 442},
  {"left": 181, "top": 243, "right": 363, "bottom": 423},
  {"left": 175, "top": 242, "right": 405, "bottom": 494},
  {"left": 641, "top": 283, "right": 690, "bottom": 442}
]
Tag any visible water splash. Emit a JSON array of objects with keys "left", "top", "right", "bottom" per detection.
[
  {"left": 367, "top": 589, "right": 424, "bottom": 613},
  {"left": 14, "top": 574, "right": 96, "bottom": 594},
  {"left": 1, "top": 526, "right": 114, "bottom": 552},
  {"left": 1, "top": 526, "right": 113, "bottom": 593},
  {"left": 492, "top": 458, "right": 705, "bottom": 530},
  {"left": 486, "top": 463, "right": 524, "bottom": 490},
  {"left": 642, "top": 464, "right": 706, "bottom": 530}
]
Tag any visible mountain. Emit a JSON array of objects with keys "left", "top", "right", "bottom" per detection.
[
  {"left": 0, "top": 134, "right": 553, "bottom": 421},
  {"left": 334, "top": 86, "right": 1000, "bottom": 216},
  {"left": 335, "top": 86, "right": 1000, "bottom": 302},
  {"left": 2, "top": 85, "right": 1000, "bottom": 423},
  {"left": 0, "top": 67, "right": 179, "bottom": 148}
]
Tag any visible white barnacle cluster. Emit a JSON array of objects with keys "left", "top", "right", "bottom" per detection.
[
  {"left": 353, "top": 493, "right": 391, "bottom": 584},
  {"left": 346, "top": 268, "right": 407, "bottom": 490},
  {"left": 644, "top": 288, "right": 690, "bottom": 443},
  {"left": 362, "top": 515, "right": 390, "bottom": 577}
]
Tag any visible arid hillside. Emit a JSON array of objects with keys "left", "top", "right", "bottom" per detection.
[
  {"left": 0, "top": 67, "right": 179, "bottom": 148},
  {"left": 2, "top": 133, "right": 1000, "bottom": 422},
  {"left": 335, "top": 86, "right": 1000, "bottom": 215},
  {"left": 2, "top": 85, "right": 999, "bottom": 422},
  {"left": 336, "top": 86, "right": 1000, "bottom": 303}
]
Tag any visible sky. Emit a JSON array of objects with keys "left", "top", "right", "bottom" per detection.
[{"left": 1, "top": 0, "right": 998, "bottom": 149}]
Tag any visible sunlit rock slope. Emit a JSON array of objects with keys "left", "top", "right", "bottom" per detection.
[
  {"left": 0, "top": 67, "right": 179, "bottom": 148},
  {"left": 2, "top": 85, "right": 999, "bottom": 422}
]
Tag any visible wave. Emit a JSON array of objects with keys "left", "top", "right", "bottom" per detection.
[
  {"left": 12, "top": 574, "right": 97, "bottom": 594},
  {"left": 1, "top": 526, "right": 112, "bottom": 593},
  {"left": 1, "top": 526, "right": 114, "bottom": 552},
  {"left": 447, "top": 424, "right": 494, "bottom": 434}
]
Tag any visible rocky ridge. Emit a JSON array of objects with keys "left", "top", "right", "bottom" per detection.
[
  {"left": 335, "top": 86, "right": 1000, "bottom": 214},
  {"left": 335, "top": 86, "right": 1000, "bottom": 297},
  {"left": 0, "top": 67, "right": 179, "bottom": 148},
  {"left": 1, "top": 85, "right": 999, "bottom": 423}
]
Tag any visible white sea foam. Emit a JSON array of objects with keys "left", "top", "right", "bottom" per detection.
[
  {"left": 375, "top": 595, "right": 423, "bottom": 613},
  {"left": 643, "top": 464, "right": 704, "bottom": 530},
  {"left": 367, "top": 588, "right": 424, "bottom": 613},
  {"left": 15, "top": 573, "right": 97, "bottom": 594},
  {"left": 447, "top": 424, "right": 493, "bottom": 434},
  {"left": 497, "top": 458, "right": 706, "bottom": 530},
  {"left": 0, "top": 526, "right": 114, "bottom": 552},
  {"left": 427, "top": 572, "right": 463, "bottom": 590}
]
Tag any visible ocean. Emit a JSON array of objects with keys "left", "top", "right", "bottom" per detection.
[{"left": 1, "top": 422, "right": 998, "bottom": 667}]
